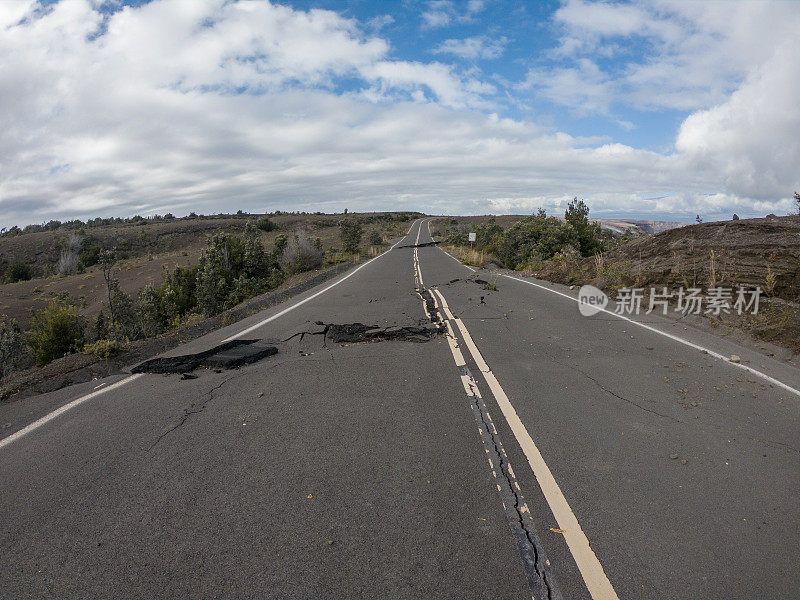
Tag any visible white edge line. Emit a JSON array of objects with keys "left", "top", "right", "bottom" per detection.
[
  {"left": 431, "top": 287, "right": 619, "bottom": 600},
  {"left": 0, "top": 374, "right": 144, "bottom": 450},
  {"left": 427, "top": 218, "right": 477, "bottom": 273},
  {"left": 441, "top": 244, "right": 477, "bottom": 271},
  {"left": 1, "top": 219, "right": 424, "bottom": 450},
  {"left": 503, "top": 274, "right": 800, "bottom": 399}
]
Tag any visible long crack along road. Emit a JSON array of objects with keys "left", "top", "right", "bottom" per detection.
[{"left": 1, "top": 219, "right": 799, "bottom": 599}]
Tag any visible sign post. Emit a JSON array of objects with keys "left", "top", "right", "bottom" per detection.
[{"left": 468, "top": 232, "right": 476, "bottom": 250}]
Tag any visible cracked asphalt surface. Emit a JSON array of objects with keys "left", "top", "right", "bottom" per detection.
[{"left": 1, "top": 218, "right": 799, "bottom": 599}]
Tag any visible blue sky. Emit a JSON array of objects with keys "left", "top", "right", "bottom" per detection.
[
  {"left": 282, "top": 0, "right": 686, "bottom": 149},
  {"left": 0, "top": 0, "right": 798, "bottom": 227}
]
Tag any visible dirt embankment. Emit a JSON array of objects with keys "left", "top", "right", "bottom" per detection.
[
  {"left": 534, "top": 216, "right": 800, "bottom": 353},
  {"left": 594, "top": 216, "right": 799, "bottom": 302}
]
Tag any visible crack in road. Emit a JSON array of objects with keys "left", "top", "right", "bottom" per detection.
[
  {"left": 461, "top": 364, "right": 561, "bottom": 600},
  {"left": 421, "top": 275, "right": 561, "bottom": 599},
  {"left": 284, "top": 321, "right": 444, "bottom": 346},
  {"left": 394, "top": 240, "right": 441, "bottom": 249},
  {"left": 147, "top": 375, "right": 235, "bottom": 451},
  {"left": 574, "top": 366, "right": 682, "bottom": 423}
]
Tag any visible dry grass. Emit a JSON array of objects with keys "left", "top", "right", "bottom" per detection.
[{"left": 444, "top": 245, "right": 486, "bottom": 267}]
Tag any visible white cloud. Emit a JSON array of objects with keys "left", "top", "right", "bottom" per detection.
[
  {"left": 359, "top": 60, "right": 496, "bottom": 109},
  {"left": 420, "top": 0, "right": 486, "bottom": 29},
  {"left": 0, "top": 0, "right": 796, "bottom": 229},
  {"left": 519, "top": 58, "right": 612, "bottom": 115},
  {"left": 675, "top": 39, "right": 800, "bottom": 201},
  {"left": 366, "top": 14, "right": 394, "bottom": 31},
  {"left": 433, "top": 35, "right": 507, "bottom": 60},
  {"left": 538, "top": 0, "right": 800, "bottom": 113}
]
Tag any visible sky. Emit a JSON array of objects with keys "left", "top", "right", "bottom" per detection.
[{"left": 1, "top": 0, "right": 799, "bottom": 228}]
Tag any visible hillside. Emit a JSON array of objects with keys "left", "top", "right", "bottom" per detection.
[
  {"left": 0, "top": 212, "right": 415, "bottom": 329},
  {"left": 585, "top": 216, "right": 800, "bottom": 303},
  {"left": 534, "top": 215, "right": 800, "bottom": 352}
]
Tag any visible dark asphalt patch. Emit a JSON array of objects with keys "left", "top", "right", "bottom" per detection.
[
  {"left": 310, "top": 322, "right": 443, "bottom": 344},
  {"left": 395, "top": 240, "right": 441, "bottom": 248},
  {"left": 417, "top": 289, "right": 442, "bottom": 323},
  {"left": 132, "top": 340, "right": 278, "bottom": 374},
  {"left": 446, "top": 276, "right": 498, "bottom": 291}
]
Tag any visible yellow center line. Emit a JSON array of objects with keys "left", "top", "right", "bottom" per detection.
[{"left": 430, "top": 285, "right": 620, "bottom": 600}]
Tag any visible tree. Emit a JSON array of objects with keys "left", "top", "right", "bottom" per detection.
[
  {"left": 243, "top": 221, "right": 272, "bottom": 279},
  {"left": 0, "top": 317, "right": 33, "bottom": 379},
  {"left": 564, "top": 198, "right": 603, "bottom": 256},
  {"left": 794, "top": 191, "right": 800, "bottom": 215},
  {"left": 340, "top": 220, "right": 363, "bottom": 254},
  {"left": 100, "top": 250, "right": 116, "bottom": 323}
]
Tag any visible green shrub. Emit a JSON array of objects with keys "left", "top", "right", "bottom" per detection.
[
  {"left": 27, "top": 299, "right": 86, "bottom": 365},
  {"left": 280, "top": 232, "right": 324, "bottom": 275},
  {"left": 83, "top": 338, "right": 122, "bottom": 359},
  {"left": 439, "top": 203, "right": 609, "bottom": 270},
  {"left": 256, "top": 216, "right": 277, "bottom": 232},
  {"left": 443, "top": 227, "right": 467, "bottom": 246},
  {"left": 368, "top": 230, "right": 384, "bottom": 246},
  {"left": 243, "top": 221, "right": 275, "bottom": 279},
  {"left": 340, "top": 220, "right": 363, "bottom": 254},
  {"left": 80, "top": 239, "right": 102, "bottom": 267},
  {"left": 162, "top": 264, "right": 201, "bottom": 318},
  {"left": 194, "top": 231, "right": 277, "bottom": 316},
  {"left": 7, "top": 260, "right": 32, "bottom": 283},
  {"left": 474, "top": 220, "right": 504, "bottom": 254},
  {"left": 0, "top": 318, "right": 34, "bottom": 379},
  {"left": 496, "top": 210, "right": 575, "bottom": 269},
  {"left": 136, "top": 283, "right": 165, "bottom": 337},
  {"left": 273, "top": 233, "right": 288, "bottom": 258},
  {"left": 105, "top": 279, "right": 137, "bottom": 341}
]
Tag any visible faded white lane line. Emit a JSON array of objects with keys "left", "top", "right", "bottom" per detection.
[
  {"left": 1, "top": 220, "right": 423, "bottom": 450},
  {"left": 431, "top": 287, "right": 620, "bottom": 600},
  {"left": 504, "top": 274, "right": 800, "bottom": 400},
  {"left": 0, "top": 374, "right": 143, "bottom": 450}
]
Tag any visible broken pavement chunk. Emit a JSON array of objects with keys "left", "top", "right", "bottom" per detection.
[
  {"left": 203, "top": 342, "right": 278, "bottom": 369},
  {"left": 132, "top": 339, "right": 278, "bottom": 374}
]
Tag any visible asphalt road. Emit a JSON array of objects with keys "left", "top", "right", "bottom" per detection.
[{"left": 1, "top": 218, "right": 798, "bottom": 599}]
